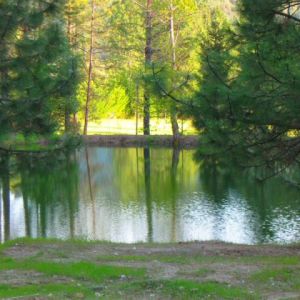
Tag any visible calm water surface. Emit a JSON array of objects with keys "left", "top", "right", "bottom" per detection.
[{"left": 0, "top": 147, "right": 299, "bottom": 244}]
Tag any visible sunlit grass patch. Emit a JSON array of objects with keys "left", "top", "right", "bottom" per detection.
[
  {"left": 87, "top": 118, "right": 198, "bottom": 135},
  {"left": 0, "top": 259, "right": 146, "bottom": 283}
]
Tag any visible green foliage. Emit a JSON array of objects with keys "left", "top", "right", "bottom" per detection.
[
  {"left": 0, "top": 0, "right": 79, "bottom": 135},
  {"left": 0, "top": 0, "right": 236, "bottom": 136},
  {"left": 193, "top": 0, "right": 300, "bottom": 167},
  {"left": 0, "top": 133, "right": 81, "bottom": 152}
]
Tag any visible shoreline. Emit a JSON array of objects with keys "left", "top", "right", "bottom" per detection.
[
  {"left": 0, "top": 135, "right": 200, "bottom": 154},
  {"left": 83, "top": 134, "right": 200, "bottom": 148},
  {"left": 2, "top": 238, "right": 300, "bottom": 255}
]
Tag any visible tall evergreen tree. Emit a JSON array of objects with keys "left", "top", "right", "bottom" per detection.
[
  {"left": 194, "top": 0, "right": 300, "bottom": 166},
  {"left": 0, "top": 0, "right": 78, "bottom": 135}
]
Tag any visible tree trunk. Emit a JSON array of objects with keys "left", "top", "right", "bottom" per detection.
[
  {"left": 1, "top": 155, "right": 10, "bottom": 242},
  {"left": 144, "top": 0, "right": 153, "bottom": 136},
  {"left": 65, "top": 106, "right": 71, "bottom": 133},
  {"left": 144, "top": 148, "right": 153, "bottom": 242},
  {"left": 83, "top": 0, "right": 95, "bottom": 136},
  {"left": 170, "top": 147, "right": 180, "bottom": 241},
  {"left": 171, "top": 108, "right": 180, "bottom": 139},
  {"left": 136, "top": 83, "right": 140, "bottom": 135},
  {"left": 169, "top": 0, "right": 180, "bottom": 141},
  {"left": 65, "top": 3, "right": 72, "bottom": 133},
  {"left": 85, "top": 147, "right": 96, "bottom": 238}
]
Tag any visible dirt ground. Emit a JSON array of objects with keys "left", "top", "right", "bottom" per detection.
[{"left": 5, "top": 240, "right": 300, "bottom": 260}]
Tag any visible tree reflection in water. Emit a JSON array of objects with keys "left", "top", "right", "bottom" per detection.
[{"left": 0, "top": 147, "right": 299, "bottom": 244}]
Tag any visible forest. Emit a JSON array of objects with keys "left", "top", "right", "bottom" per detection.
[
  {"left": 0, "top": 0, "right": 300, "bottom": 164},
  {"left": 1, "top": 1, "right": 300, "bottom": 299}
]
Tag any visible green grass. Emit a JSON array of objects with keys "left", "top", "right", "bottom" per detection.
[
  {"left": 0, "top": 279, "right": 254, "bottom": 299},
  {"left": 0, "top": 237, "right": 114, "bottom": 256},
  {"left": 110, "top": 279, "right": 255, "bottom": 300},
  {"left": 1, "top": 239, "right": 300, "bottom": 299},
  {"left": 0, "top": 283, "right": 94, "bottom": 299},
  {"left": 95, "top": 253, "right": 300, "bottom": 267},
  {"left": 96, "top": 254, "right": 192, "bottom": 264},
  {"left": 252, "top": 268, "right": 294, "bottom": 282},
  {"left": 87, "top": 119, "right": 198, "bottom": 135},
  {"left": 194, "top": 268, "right": 213, "bottom": 277},
  {"left": 237, "top": 255, "right": 300, "bottom": 266},
  {"left": 251, "top": 267, "right": 300, "bottom": 289},
  {"left": 0, "top": 237, "right": 66, "bottom": 253},
  {"left": 0, "top": 258, "right": 145, "bottom": 283}
]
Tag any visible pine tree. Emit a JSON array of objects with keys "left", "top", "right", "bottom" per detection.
[
  {"left": 0, "top": 0, "right": 79, "bottom": 135},
  {"left": 194, "top": 0, "right": 300, "bottom": 166}
]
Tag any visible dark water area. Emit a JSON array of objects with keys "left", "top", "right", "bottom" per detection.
[{"left": 0, "top": 147, "right": 299, "bottom": 244}]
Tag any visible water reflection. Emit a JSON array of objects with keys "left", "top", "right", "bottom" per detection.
[
  {"left": 0, "top": 155, "right": 10, "bottom": 241},
  {"left": 0, "top": 147, "right": 299, "bottom": 244}
]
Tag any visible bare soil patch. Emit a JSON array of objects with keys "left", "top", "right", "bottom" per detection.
[{"left": 5, "top": 241, "right": 300, "bottom": 261}]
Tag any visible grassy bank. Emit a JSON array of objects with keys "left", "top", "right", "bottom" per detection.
[
  {"left": 0, "top": 133, "right": 80, "bottom": 153},
  {"left": 0, "top": 239, "right": 299, "bottom": 299}
]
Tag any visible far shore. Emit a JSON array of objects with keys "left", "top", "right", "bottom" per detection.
[{"left": 83, "top": 134, "right": 200, "bottom": 148}]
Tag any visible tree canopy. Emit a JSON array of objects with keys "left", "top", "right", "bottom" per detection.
[
  {"left": 192, "top": 0, "right": 300, "bottom": 167},
  {"left": 0, "top": 0, "right": 78, "bottom": 135},
  {"left": 1, "top": 0, "right": 299, "bottom": 169}
]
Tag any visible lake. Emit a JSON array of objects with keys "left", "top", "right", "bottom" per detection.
[{"left": 0, "top": 147, "right": 299, "bottom": 244}]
